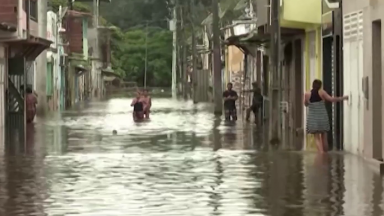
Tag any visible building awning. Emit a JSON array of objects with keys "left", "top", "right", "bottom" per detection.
[
  {"left": 225, "top": 31, "right": 270, "bottom": 56},
  {"left": 101, "top": 67, "right": 121, "bottom": 78},
  {"left": 8, "top": 35, "right": 52, "bottom": 60},
  {"left": 75, "top": 64, "right": 90, "bottom": 76},
  {"left": 67, "top": 10, "right": 92, "bottom": 18},
  {"left": 103, "top": 76, "right": 118, "bottom": 82}
]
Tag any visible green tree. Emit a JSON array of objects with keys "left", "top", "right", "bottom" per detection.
[
  {"left": 50, "top": 0, "right": 229, "bottom": 87},
  {"left": 111, "top": 27, "right": 172, "bottom": 87},
  {"left": 48, "top": 0, "right": 90, "bottom": 12},
  {"left": 100, "top": 0, "right": 171, "bottom": 30},
  {"left": 101, "top": 0, "right": 174, "bottom": 87}
]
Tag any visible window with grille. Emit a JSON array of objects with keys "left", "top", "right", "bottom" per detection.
[{"left": 343, "top": 11, "right": 363, "bottom": 41}]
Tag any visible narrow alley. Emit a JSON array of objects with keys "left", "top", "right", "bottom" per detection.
[{"left": 0, "top": 98, "right": 383, "bottom": 216}]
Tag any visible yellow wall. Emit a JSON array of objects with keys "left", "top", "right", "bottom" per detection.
[
  {"left": 227, "top": 45, "right": 244, "bottom": 81},
  {"left": 304, "top": 27, "right": 322, "bottom": 150},
  {"left": 225, "top": 47, "right": 229, "bottom": 85},
  {"left": 282, "top": 0, "right": 321, "bottom": 25},
  {"left": 228, "top": 46, "right": 244, "bottom": 72}
]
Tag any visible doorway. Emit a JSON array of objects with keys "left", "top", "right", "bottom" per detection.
[
  {"left": 343, "top": 11, "right": 364, "bottom": 155},
  {"left": 294, "top": 39, "right": 303, "bottom": 149},
  {"left": 323, "top": 37, "right": 333, "bottom": 149},
  {"left": 334, "top": 35, "right": 343, "bottom": 150},
  {"left": 372, "top": 19, "right": 382, "bottom": 160}
]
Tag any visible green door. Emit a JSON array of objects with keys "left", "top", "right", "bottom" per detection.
[{"left": 46, "top": 62, "right": 53, "bottom": 97}]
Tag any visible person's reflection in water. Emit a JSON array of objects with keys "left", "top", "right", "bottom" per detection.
[
  {"left": 222, "top": 121, "right": 237, "bottom": 149},
  {"left": 213, "top": 117, "right": 221, "bottom": 151},
  {"left": 26, "top": 123, "right": 35, "bottom": 154},
  {"left": 209, "top": 155, "right": 223, "bottom": 214},
  {"left": 314, "top": 152, "right": 329, "bottom": 166}
]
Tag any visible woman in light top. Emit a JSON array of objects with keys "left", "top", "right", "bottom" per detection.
[
  {"left": 142, "top": 89, "right": 151, "bottom": 119},
  {"left": 304, "top": 79, "right": 348, "bottom": 153}
]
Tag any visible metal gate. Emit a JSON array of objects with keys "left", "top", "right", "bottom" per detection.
[{"left": 6, "top": 57, "right": 30, "bottom": 143}]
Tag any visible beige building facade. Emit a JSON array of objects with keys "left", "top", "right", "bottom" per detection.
[{"left": 343, "top": 0, "right": 384, "bottom": 165}]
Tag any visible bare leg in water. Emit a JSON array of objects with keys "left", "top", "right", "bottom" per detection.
[
  {"left": 321, "top": 132, "right": 328, "bottom": 152},
  {"left": 314, "top": 133, "right": 324, "bottom": 154},
  {"left": 144, "top": 108, "right": 150, "bottom": 119}
]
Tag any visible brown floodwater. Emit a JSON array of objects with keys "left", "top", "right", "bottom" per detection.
[{"left": 0, "top": 97, "right": 383, "bottom": 216}]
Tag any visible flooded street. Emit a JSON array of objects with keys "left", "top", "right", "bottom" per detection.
[{"left": 0, "top": 98, "right": 383, "bottom": 216}]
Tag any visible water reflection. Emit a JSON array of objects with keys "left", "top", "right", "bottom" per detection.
[{"left": 0, "top": 98, "right": 383, "bottom": 215}]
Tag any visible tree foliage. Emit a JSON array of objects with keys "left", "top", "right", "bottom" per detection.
[
  {"left": 48, "top": 0, "right": 173, "bottom": 87},
  {"left": 110, "top": 27, "right": 172, "bottom": 87},
  {"left": 100, "top": 0, "right": 171, "bottom": 30},
  {"left": 101, "top": 0, "right": 173, "bottom": 87},
  {"left": 47, "top": 0, "right": 242, "bottom": 87},
  {"left": 48, "top": 0, "right": 90, "bottom": 13}
]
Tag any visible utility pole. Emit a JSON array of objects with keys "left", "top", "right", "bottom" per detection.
[
  {"left": 180, "top": 6, "right": 187, "bottom": 99},
  {"left": 68, "top": 0, "right": 73, "bottom": 10},
  {"left": 171, "top": 0, "right": 177, "bottom": 98},
  {"left": 212, "top": 0, "right": 222, "bottom": 115},
  {"left": 269, "top": 0, "right": 281, "bottom": 144},
  {"left": 191, "top": 0, "right": 197, "bottom": 103},
  {"left": 144, "top": 21, "right": 148, "bottom": 88},
  {"left": 93, "top": 0, "right": 99, "bottom": 27},
  {"left": 92, "top": 0, "right": 100, "bottom": 97}
]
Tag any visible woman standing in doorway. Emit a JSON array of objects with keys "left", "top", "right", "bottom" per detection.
[
  {"left": 26, "top": 87, "right": 37, "bottom": 123},
  {"left": 304, "top": 79, "right": 348, "bottom": 153}
]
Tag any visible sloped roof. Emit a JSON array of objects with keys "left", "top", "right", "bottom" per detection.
[{"left": 67, "top": 10, "right": 92, "bottom": 18}]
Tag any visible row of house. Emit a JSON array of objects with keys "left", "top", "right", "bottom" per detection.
[
  {"left": 0, "top": 0, "right": 116, "bottom": 142},
  {"left": 46, "top": 5, "right": 115, "bottom": 111},
  {"left": 196, "top": 0, "right": 383, "bottom": 170}
]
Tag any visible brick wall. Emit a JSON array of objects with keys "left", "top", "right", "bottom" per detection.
[
  {"left": 64, "top": 16, "right": 84, "bottom": 54},
  {"left": 0, "top": 0, "right": 18, "bottom": 25}
]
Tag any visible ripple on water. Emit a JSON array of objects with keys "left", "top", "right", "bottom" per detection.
[{"left": 0, "top": 98, "right": 383, "bottom": 216}]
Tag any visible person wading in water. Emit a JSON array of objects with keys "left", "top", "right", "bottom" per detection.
[
  {"left": 26, "top": 87, "right": 37, "bottom": 123},
  {"left": 131, "top": 91, "right": 144, "bottom": 121},
  {"left": 243, "top": 82, "right": 263, "bottom": 125},
  {"left": 304, "top": 79, "right": 348, "bottom": 153},
  {"left": 142, "top": 89, "right": 152, "bottom": 119},
  {"left": 223, "top": 83, "right": 238, "bottom": 121}
]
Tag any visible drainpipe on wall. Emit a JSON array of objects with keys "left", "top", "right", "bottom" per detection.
[
  {"left": 35, "top": 0, "right": 48, "bottom": 115},
  {"left": 107, "top": 29, "right": 111, "bottom": 66},
  {"left": 26, "top": 0, "right": 30, "bottom": 39},
  {"left": 17, "top": 0, "right": 23, "bottom": 38},
  {"left": 23, "top": 0, "right": 30, "bottom": 134}
]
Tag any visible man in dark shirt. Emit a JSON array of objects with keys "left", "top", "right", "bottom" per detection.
[
  {"left": 243, "top": 82, "right": 263, "bottom": 125},
  {"left": 223, "top": 82, "right": 238, "bottom": 121}
]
